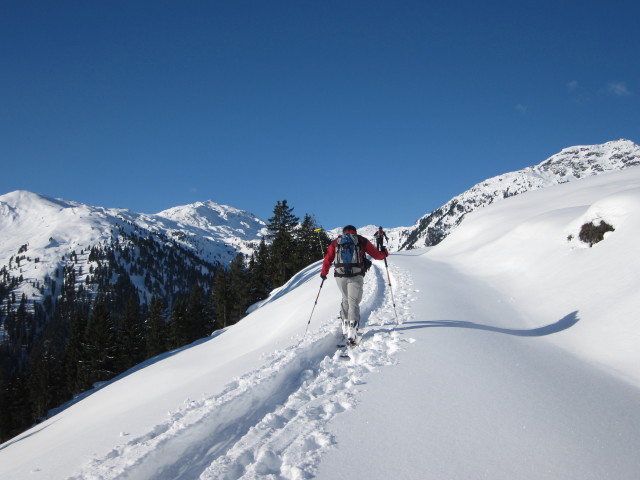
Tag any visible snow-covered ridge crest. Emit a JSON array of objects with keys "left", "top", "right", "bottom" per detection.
[{"left": 401, "top": 139, "right": 640, "bottom": 249}]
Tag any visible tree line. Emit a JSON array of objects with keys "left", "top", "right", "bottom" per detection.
[{"left": 0, "top": 200, "right": 331, "bottom": 442}]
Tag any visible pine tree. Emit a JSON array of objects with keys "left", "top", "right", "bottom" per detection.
[
  {"left": 6, "top": 294, "right": 30, "bottom": 358},
  {"left": 168, "top": 297, "right": 187, "bottom": 349},
  {"left": 28, "top": 340, "right": 61, "bottom": 420},
  {"left": 117, "top": 295, "right": 145, "bottom": 372},
  {"left": 228, "top": 254, "right": 250, "bottom": 324},
  {"left": 186, "top": 283, "right": 210, "bottom": 343},
  {"left": 213, "top": 268, "right": 230, "bottom": 329},
  {"left": 203, "top": 281, "right": 218, "bottom": 334},
  {"left": 6, "top": 370, "right": 32, "bottom": 440},
  {"left": 0, "top": 366, "right": 12, "bottom": 441},
  {"left": 294, "top": 214, "right": 330, "bottom": 271},
  {"left": 248, "top": 238, "right": 270, "bottom": 303},
  {"left": 83, "top": 301, "right": 117, "bottom": 385},
  {"left": 62, "top": 307, "right": 89, "bottom": 395},
  {"left": 267, "top": 200, "right": 299, "bottom": 287},
  {"left": 145, "top": 297, "right": 167, "bottom": 359}
]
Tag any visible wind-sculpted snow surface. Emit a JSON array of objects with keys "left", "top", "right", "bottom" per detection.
[{"left": 68, "top": 263, "right": 413, "bottom": 480}]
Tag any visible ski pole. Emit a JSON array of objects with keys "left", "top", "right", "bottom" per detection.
[
  {"left": 314, "top": 228, "right": 325, "bottom": 257},
  {"left": 383, "top": 256, "right": 400, "bottom": 324},
  {"left": 304, "top": 277, "right": 325, "bottom": 336}
]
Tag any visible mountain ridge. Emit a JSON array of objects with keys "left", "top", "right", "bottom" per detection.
[
  {"left": 400, "top": 138, "right": 640, "bottom": 249},
  {"left": 2, "top": 139, "right": 637, "bottom": 335},
  {"left": 0, "top": 192, "right": 268, "bottom": 362}
]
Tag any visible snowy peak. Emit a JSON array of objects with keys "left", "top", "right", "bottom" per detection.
[
  {"left": 1, "top": 189, "right": 71, "bottom": 206},
  {"left": 0, "top": 190, "right": 112, "bottom": 260},
  {"left": 401, "top": 139, "right": 640, "bottom": 249},
  {"left": 0, "top": 190, "right": 84, "bottom": 225},
  {"left": 537, "top": 139, "right": 639, "bottom": 179},
  {"left": 156, "top": 200, "right": 267, "bottom": 240}
]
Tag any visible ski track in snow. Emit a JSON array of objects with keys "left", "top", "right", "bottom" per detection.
[{"left": 69, "top": 262, "right": 416, "bottom": 480}]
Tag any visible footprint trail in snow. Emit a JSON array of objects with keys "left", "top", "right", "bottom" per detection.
[{"left": 71, "top": 261, "right": 416, "bottom": 480}]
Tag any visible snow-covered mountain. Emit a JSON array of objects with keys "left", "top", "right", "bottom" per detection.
[
  {"left": 0, "top": 191, "right": 267, "bottom": 267},
  {"left": 3, "top": 138, "right": 635, "bottom": 317},
  {"left": 401, "top": 139, "right": 640, "bottom": 249},
  {"left": 153, "top": 200, "right": 268, "bottom": 259},
  {"left": 0, "top": 191, "right": 266, "bottom": 312},
  {"left": 2, "top": 157, "right": 640, "bottom": 479}
]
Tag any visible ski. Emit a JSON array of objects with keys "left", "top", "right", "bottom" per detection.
[
  {"left": 337, "top": 336, "right": 358, "bottom": 359},
  {"left": 336, "top": 317, "right": 360, "bottom": 359}
]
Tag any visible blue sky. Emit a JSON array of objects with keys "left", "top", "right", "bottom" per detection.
[{"left": 1, "top": 1, "right": 638, "bottom": 229}]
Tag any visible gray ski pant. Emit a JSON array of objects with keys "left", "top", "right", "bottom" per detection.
[{"left": 335, "top": 275, "right": 364, "bottom": 327}]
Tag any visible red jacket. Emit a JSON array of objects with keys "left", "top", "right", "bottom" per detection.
[{"left": 321, "top": 230, "right": 388, "bottom": 277}]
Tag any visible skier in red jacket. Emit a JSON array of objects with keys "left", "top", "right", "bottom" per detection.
[{"left": 321, "top": 225, "right": 389, "bottom": 344}]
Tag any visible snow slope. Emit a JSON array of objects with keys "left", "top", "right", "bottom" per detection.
[
  {"left": 318, "top": 167, "right": 640, "bottom": 479},
  {"left": 401, "top": 138, "right": 640, "bottom": 249},
  {"left": 2, "top": 167, "right": 640, "bottom": 479}
]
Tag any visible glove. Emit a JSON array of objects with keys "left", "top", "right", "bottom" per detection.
[{"left": 321, "top": 274, "right": 327, "bottom": 281}]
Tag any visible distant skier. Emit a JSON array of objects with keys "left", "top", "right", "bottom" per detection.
[
  {"left": 373, "top": 226, "right": 388, "bottom": 251},
  {"left": 321, "top": 225, "right": 388, "bottom": 344}
]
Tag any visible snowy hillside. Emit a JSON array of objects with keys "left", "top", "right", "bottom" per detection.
[
  {"left": 2, "top": 165, "right": 640, "bottom": 479},
  {"left": 0, "top": 191, "right": 267, "bottom": 267},
  {"left": 0, "top": 191, "right": 266, "bottom": 310},
  {"left": 401, "top": 138, "right": 640, "bottom": 249}
]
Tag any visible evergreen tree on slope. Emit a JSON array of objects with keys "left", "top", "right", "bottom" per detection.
[{"left": 267, "top": 200, "right": 299, "bottom": 288}]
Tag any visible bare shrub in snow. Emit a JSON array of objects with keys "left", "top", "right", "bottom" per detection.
[{"left": 579, "top": 220, "right": 615, "bottom": 247}]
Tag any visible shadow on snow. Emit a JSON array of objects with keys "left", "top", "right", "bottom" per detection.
[{"left": 367, "top": 311, "right": 580, "bottom": 338}]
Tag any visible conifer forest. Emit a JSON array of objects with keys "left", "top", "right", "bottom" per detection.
[{"left": 0, "top": 200, "right": 331, "bottom": 442}]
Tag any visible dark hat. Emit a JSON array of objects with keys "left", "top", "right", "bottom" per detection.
[{"left": 342, "top": 225, "right": 357, "bottom": 233}]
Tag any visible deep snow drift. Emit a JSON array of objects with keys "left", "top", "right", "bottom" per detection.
[{"left": 1, "top": 167, "right": 640, "bottom": 479}]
